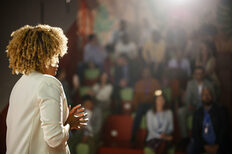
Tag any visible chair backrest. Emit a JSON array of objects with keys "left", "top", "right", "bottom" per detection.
[
  {"left": 102, "top": 115, "right": 133, "bottom": 144},
  {"left": 76, "top": 143, "right": 89, "bottom": 154},
  {"left": 79, "top": 86, "right": 91, "bottom": 97},
  {"left": 121, "top": 101, "right": 133, "bottom": 115},
  {"left": 84, "top": 68, "right": 100, "bottom": 80},
  {"left": 120, "top": 88, "right": 134, "bottom": 101}
]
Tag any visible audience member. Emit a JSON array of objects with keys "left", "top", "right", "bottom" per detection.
[
  {"left": 187, "top": 87, "right": 229, "bottom": 154},
  {"left": 146, "top": 90, "right": 174, "bottom": 153},
  {"left": 115, "top": 33, "right": 138, "bottom": 59},
  {"left": 110, "top": 20, "right": 128, "bottom": 44},
  {"left": 131, "top": 67, "right": 161, "bottom": 141},
  {"left": 113, "top": 54, "right": 131, "bottom": 113},
  {"left": 84, "top": 34, "right": 107, "bottom": 70},
  {"left": 178, "top": 66, "right": 215, "bottom": 139},
  {"left": 195, "top": 41, "right": 220, "bottom": 97},
  {"left": 168, "top": 49, "right": 191, "bottom": 77},
  {"left": 139, "top": 18, "right": 153, "bottom": 47},
  {"left": 81, "top": 95, "right": 103, "bottom": 154},
  {"left": 185, "top": 66, "right": 215, "bottom": 109},
  {"left": 103, "top": 44, "right": 115, "bottom": 83},
  {"left": 142, "top": 30, "right": 166, "bottom": 67},
  {"left": 89, "top": 72, "right": 113, "bottom": 112}
]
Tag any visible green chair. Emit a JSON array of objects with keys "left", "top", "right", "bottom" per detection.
[
  {"left": 144, "top": 147, "right": 155, "bottom": 154},
  {"left": 120, "top": 88, "right": 134, "bottom": 101},
  {"left": 187, "top": 115, "right": 193, "bottom": 130},
  {"left": 167, "top": 146, "right": 175, "bottom": 154},
  {"left": 131, "top": 113, "right": 147, "bottom": 129},
  {"left": 79, "top": 86, "right": 91, "bottom": 97},
  {"left": 76, "top": 143, "right": 89, "bottom": 154},
  {"left": 84, "top": 68, "right": 100, "bottom": 80},
  {"left": 144, "top": 146, "right": 175, "bottom": 154},
  {"left": 140, "top": 115, "right": 147, "bottom": 129}
]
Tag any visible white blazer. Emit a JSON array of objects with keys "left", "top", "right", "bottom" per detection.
[{"left": 6, "top": 72, "right": 70, "bottom": 154}]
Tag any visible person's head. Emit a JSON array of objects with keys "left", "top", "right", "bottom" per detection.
[
  {"left": 201, "top": 86, "right": 214, "bottom": 106},
  {"left": 152, "top": 30, "right": 161, "bottom": 42},
  {"left": 142, "top": 67, "right": 152, "bottom": 80},
  {"left": 88, "top": 34, "right": 97, "bottom": 44},
  {"left": 153, "top": 90, "right": 168, "bottom": 112},
  {"left": 119, "top": 20, "right": 127, "bottom": 31},
  {"left": 121, "top": 33, "right": 129, "bottom": 44},
  {"left": 193, "top": 66, "right": 205, "bottom": 82},
  {"left": 99, "top": 72, "right": 109, "bottom": 84},
  {"left": 6, "top": 24, "right": 68, "bottom": 76},
  {"left": 82, "top": 95, "right": 94, "bottom": 111},
  {"left": 72, "top": 74, "right": 80, "bottom": 89}
]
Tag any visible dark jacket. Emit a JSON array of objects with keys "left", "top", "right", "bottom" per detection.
[{"left": 192, "top": 103, "right": 229, "bottom": 153}]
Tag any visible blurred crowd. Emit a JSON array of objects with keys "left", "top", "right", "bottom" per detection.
[{"left": 57, "top": 20, "right": 230, "bottom": 154}]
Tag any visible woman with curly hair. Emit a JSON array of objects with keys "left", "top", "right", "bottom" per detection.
[{"left": 6, "top": 25, "right": 88, "bottom": 154}]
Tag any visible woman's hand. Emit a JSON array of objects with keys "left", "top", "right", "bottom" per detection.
[
  {"left": 160, "top": 133, "right": 173, "bottom": 141},
  {"left": 65, "top": 104, "right": 88, "bottom": 130}
]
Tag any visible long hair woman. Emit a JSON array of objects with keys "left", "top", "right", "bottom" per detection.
[
  {"left": 6, "top": 25, "right": 88, "bottom": 154},
  {"left": 146, "top": 90, "right": 174, "bottom": 154}
]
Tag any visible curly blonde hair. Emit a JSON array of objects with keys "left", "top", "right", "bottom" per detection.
[{"left": 6, "top": 24, "right": 68, "bottom": 75}]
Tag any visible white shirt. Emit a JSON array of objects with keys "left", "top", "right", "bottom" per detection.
[
  {"left": 146, "top": 110, "right": 173, "bottom": 141},
  {"left": 92, "top": 84, "right": 113, "bottom": 103},
  {"left": 115, "top": 41, "right": 138, "bottom": 59},
  {"left": 168, "top": 58, "right": 191, "bottom": 76},
  {"left": 6, "top": 72, "right": 70, "bottom": 154}
]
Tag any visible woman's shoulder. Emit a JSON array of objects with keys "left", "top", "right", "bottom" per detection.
[
  {"left": 30, "top": 72, "right": 62, "bottom": 90},
  {"left": 146, "top": 109, "right": 155, "bottom": 116},
  {"left": 41, "top": 74, "right": 61, "bottom": 86}
]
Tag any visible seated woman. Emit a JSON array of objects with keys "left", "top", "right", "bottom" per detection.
[
  {"left": 89, "top": 72, "right": 113, "bottom": 112},
  {"left": 146, "top": 90, "right": 174, "bottom": 154}
]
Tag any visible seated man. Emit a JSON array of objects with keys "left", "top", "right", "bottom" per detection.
[
  {"left": 187, "top": 87, "right": 229, "bottom": 154},
  {"left": 83, "top": 34, "right": 106, "bottom": 69},
  {"left": 131, "top": 67, "right": 161, "bottom": 142},
  {"left": 178, "top": 66, "right": 215, "bottom": 138}
]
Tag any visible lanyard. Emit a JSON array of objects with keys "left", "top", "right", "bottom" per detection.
[
  {"left": 156, "top": 113, "right": 163, "bottom": 134},
  {"left": 203, "top": 110, "right": 211, "bottom": 134}
]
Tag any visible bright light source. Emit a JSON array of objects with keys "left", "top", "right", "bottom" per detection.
[
  {"left": 166, "top": 0, "right": 190, "bottom": 5},
  {"left": 175, "top": 0, "right": 187, "bottom": 3}
]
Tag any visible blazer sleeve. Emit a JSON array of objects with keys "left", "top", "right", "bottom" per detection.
[
  {"left": 38, "top": 80, "right": 70, "bottom": 148},
  {"left": 146, "top": 111, "right": 161, "bottom": 139},
  {"left": 192, "top": 110, "right": 205, "bottom": 146}
]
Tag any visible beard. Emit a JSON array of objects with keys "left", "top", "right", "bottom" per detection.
[{"left": 202, "top": 100, "right": 213, "bottom": 106}]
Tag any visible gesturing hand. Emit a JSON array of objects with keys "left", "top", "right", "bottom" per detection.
[{"left": 65, "top": 104, "right": 88, "bottom": 130}]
